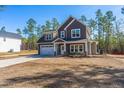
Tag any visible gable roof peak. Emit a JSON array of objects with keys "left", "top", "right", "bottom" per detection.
[
  {"left": 69, "top": 16, "right": 87, "bottom": 26},
  {"left": 57, "top": 16, "right": 88, "bottom": 31},
  {"left": 68, "top": 16, "right": 75, "bottom": 19}
]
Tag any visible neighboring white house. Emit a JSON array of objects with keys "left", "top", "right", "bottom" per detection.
[{"left": 0, "top": 31, "right": 22, "bottom": 52}]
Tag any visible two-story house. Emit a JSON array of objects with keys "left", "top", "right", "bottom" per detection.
[
  {"left": 0, "top": 31, "right": 21, "bottom": 52},
  {"left": 37, "top": 16, "right": 98, "bottom": 56}
]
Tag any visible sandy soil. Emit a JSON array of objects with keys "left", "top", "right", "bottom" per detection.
[{"left": 0, "top": 56, "right": 124, "bottom": 88}]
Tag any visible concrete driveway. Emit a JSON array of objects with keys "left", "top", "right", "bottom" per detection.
[{"left": 0, "top": 54, "right": 41, "bottom": 68}]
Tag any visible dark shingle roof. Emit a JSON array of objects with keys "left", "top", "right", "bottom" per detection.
[
  {"left": 58, "top": 16, "right": 74, "bottom": 31},
  {"left": 37, "top": 16, "right": 88, "bottom": 43},
  {"left": 37, "top": 36, "right": 58, "bottom": 43},
  {"left": 0, "top": 31, "right": 22, "bottom": 39}
]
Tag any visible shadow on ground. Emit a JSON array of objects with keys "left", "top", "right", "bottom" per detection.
[{"left": 0, "top": 64, "right": 124, "bottom": 88}]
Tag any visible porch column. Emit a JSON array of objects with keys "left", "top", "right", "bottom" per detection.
[
  {"left": 89, "top": 42, "right": 92, "bottom": 55},
  {"left": 64, "top": 43, "right": 66, "bottom": 54},
  {"left": 54, "top": 43, "right": 56, "bottom": 56},
  {"left": 85, "top": 41, "right": 88, "bottom": 56},
  {"left": 95, "top": 42, "right": 98, "bottom": 54}
]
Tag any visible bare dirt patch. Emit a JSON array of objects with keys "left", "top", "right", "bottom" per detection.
[{"left": 0, "top": 57, "right": 124, "bottom": 88}]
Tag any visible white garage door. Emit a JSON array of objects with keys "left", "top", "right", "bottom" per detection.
[{"left": 40, "top": 45, "right": 54, "bottom": 56}]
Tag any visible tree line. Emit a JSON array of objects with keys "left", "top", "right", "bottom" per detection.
[
  {"left": 79, "top": 8, "right": 124, "bottom": 54},
  {"left": 16, "top": 18, "right": 60, "bottom": 50},
  {"left": 1, "top": 6, "right": 124, "bottom": 54}
]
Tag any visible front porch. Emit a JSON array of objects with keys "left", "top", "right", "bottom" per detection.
[{"left": 53, "top": 38, "right": 98, "bottom": 56}]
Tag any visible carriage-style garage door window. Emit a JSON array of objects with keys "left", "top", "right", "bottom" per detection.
[{"left": 71, "top": 29, "right": 81, "bottom": 38}]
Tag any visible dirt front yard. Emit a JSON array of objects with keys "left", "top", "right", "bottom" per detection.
[{"left": 0, "top": 56, "right": 124, "bottom": 88}]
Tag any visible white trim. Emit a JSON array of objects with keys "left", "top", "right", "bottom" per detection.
[
  {"left": 37, "top": 42, "right": 53, "bottom": 44},
  {"left": 40, "top": 45, "right": 54, "bottom": 56},
  {"left": 40, "top": 45, "right": 54, "bottom": 47},
  {"left": 85, "top": 41, "right": 88, "bottom": 55},
  {"left": 64, "top": 43, "right": 66, "bottom": 52},
  {"left": 60, "top": 45, "right": 64, "bottom": 55},
  {"left": 56, "top": 16, "right": 74, "bottom": 31},
  {"left": 57, "top": 16, "right": 87, "bottom": 31},
  {"left": 64, "top": 19, "right": 75, "bottom": 30},
  {"left": 60, "top": 31, "right": 65, "bottom": 38},
  {"left": 52, "top": 38, "right": 66, "bottom": 43},
  {"left": 66, "top": 39, "right": 87, "bottom": 43},
  {"left": 53, "top": 39, "right": 88, "bottom": 44},
  {"left": 45, "top": 34, "right": 53, "bottom": 40},
  {"left": 70, "top": 16, "right": 88, "bottom": 28},
  {"left": 70, "top": 44, "right": 84, "bottom": 53},
  {"left": 86, "top": 26, "right": 91, "bottom": 37},
  {"left": 54, "top": 43, "right": 56, "bottom": 52},
  {"left": 38, "top": 39, "right": 88, "bottom": 44},
  {"left": 71, "top": 28, "right": 81, "bottom": 38},
  {"left": 54, "top": 42, "right": 65, "bottom": 44},
  {"left": 88, "top": 42, "right": 92, "bottom": 55},
  {"left": 88, "top": 40, "right": 98, "bottom": 44},
  {"left": 70, "top": 45, "right": 74, "bottom": 53}
]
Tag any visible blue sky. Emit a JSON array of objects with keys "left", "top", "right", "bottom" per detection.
[{"left": 0, "top": 5, "right": 124, "bottom": 33}]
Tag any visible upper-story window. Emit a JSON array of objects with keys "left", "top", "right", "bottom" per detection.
[
  {"left": 45, "top": 34, "right": 53, "bottom": 40},
  {"left": 71, "top": 29, "right": 81, "bottom": 38},
  {"left": 60, "top": 31, "right": 65, "bottom": 38}
]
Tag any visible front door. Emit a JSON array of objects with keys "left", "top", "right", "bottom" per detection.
[{"left": 60, "top": 45, "right": 64, "bottom": 55}]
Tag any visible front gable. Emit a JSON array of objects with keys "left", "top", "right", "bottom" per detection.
[
  {"left": 58, "top": 16, "right": 87, "bottom": 40},
  {"left": 37, "top": 16, "right": 89, "bottom": 44},
  {"left": 58, "top": 16, "right": 74, "bottom": 31},
  {"left": 37, "top": 31, "right": 57, "bottom": 43},
  {"left": 53, "top": 38, "right": 65, "bottom": 43},
  {"left": 66, "top": 19, "right": 86, "bottom": 39}
]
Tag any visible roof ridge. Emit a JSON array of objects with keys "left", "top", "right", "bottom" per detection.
[{"left": 0, "top": 31, "right": 22, "bottom": 39}]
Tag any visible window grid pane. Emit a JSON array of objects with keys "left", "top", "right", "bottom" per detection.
[
  {"left": 71, "top": 29, "right": 80, "bottom": 38},
  {"left": 61, "top": 31, "right": 65, "bottom": 38},
  {"left": 46, "top": 34, "right": 52, "bottom": 40},
  {"left": 75, "top": 45, "right": 78, "bottom": 53},
  {"left": 79, "top": 45, "right": 83, "bottom": 52},
  {"left": 70, "top": 44, "right": 84, "bottom": 53},
  {"left": 70, "top": 45, "right": 74, "bottom": 53}
]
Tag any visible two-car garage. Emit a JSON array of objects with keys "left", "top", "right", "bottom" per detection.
[{"left": 40, "top": 45, "right": 54, "bottom": 56}]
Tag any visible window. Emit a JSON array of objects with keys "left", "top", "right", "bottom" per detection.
[
  {"left": 45, "top": 34, "right": 53, "bottom": 40},
  {"left": 60, "top": 31, "right": 65, "bottom": 38},
  {"left": 75, "top": 45, "right": 78, "bottom": 53},
  {"left": 70, "top": 44, "right": 84, "bottom": 53},
  {"left": 71, "top": 29, "right": 81, "bottom": 38},
  {"left": 70, "top": 45, "right": 74, "bottom": 52},
  {"left": 79, "top": 45, "right": 83, "bottom": 52}
]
